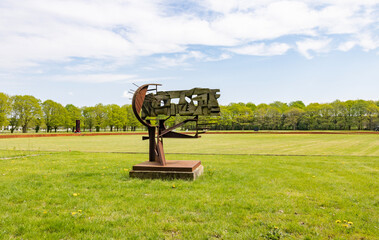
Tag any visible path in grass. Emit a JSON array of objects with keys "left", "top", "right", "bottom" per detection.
[
  {"left": 1, "top": 134, "right": 378, "bottom": 156},
  {"left": 0, "top": 151, "right": 378, "bottom": 239}
]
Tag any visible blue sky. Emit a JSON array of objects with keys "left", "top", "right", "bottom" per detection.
[{"left": 0, "top": 0, "right": 378, "bottom": 106}]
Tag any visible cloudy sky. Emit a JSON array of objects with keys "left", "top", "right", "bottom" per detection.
[{"left": 1, "top": 0, "right": 378, "bottom": 106}]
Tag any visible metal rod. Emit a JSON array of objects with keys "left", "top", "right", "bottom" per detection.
[{"left": 148, "top": 126, "right": 156, "bottom": 162}]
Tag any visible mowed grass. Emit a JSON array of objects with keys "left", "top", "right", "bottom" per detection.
[
  {"left": 0, "top": 134, "right": 378, "bottom": 239},
  {"left": 1, "top": 133, "right": 379, "bottom": 156}
]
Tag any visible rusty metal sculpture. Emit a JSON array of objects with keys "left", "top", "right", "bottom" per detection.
[
  {"left": 130, "top": 84, "right": 220, "bottom": 180},
  {"left": 132, "top": 84, "right": 220, "bottom": 166}
]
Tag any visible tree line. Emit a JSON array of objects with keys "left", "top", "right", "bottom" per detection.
[
  {"left": 0, "top": 92, "right": 378, "bottom": 133},
  {"left": 215, "top": 100, "right": 379, "bottom": 131},
  {"left": 0, "top": 93, "right": 140, "bottom": 133}
]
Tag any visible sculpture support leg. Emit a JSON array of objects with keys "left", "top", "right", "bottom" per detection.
[{"left": 148, "top": 127, "right": 156, "bottom": 162}]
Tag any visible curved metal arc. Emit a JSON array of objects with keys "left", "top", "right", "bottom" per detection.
[{"left": 131, "top": 84, "right": 161, "bottom": 128}]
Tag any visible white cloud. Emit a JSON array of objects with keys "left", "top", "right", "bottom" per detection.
[
  {"left": 356, "top": 33, "right": 379, "bottom": 51},
  {"left": 296, "top": 38, "right": 332, "bottom": 59},
  {"left": 155, "top": 51, "right": 229, "bottom": 67},
  {"left": 230, "top": 43, "right": 291, "bottom": 56},
  {"left": 52, "top": 74, "right": 137, "bottom": 83},
  {"left": 338, "top": 41, "right": 356, "bottom": 52},
  {"left": 0, "top": 0, "right": 378, "bottom": 71},
  {"left": 204, "top": 53, "right": 231, "bottom": 62}
]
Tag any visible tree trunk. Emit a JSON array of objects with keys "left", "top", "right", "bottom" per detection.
[{"left": 22, "top": 125, "right": 27, "bottom": 133}]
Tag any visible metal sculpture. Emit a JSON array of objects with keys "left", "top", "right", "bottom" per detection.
[{"left": 132, "top": 84, "right": 220, "bottom": 166}]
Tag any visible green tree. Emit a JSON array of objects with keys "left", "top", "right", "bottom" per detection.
[
  {"left": 82, "top": 106, "right": 95, "bottom": 131},
  {"left": 246, "top": 102, "right": 257, "bottom": 112},
  {"left": 8, "top": 107, "right": 18, "bottom": 133},
  {"left": 34, "top": 118, "right": 42, "bottom": 133},
  {"left": 11, "top": 95, "right": 42, "bottom": 133},
  {"left": 65, "top": 104, "right": 82, "bottom": 132},
  {"left": 94, "top": 104, "right": 106, "bottom": 132},
  {"left": 219, "top": 105, "right": 233, "bottom": 130},
  {"left": 120, "top": 105, "right": 129, "bottom": 131},
  {"left": 265, "top": 106, "right": 282, "bottom": 130},
  {"left": 289, "top": 101, "right": 305, "bottom": 109},
  {"left": 125, "top": 104, "right": 141, "bottom": 131},
  {"left": 304, "top": 103, "right": 322, "bottom": 130},
  {"left": 319, "top": 103, "right": 333, "bottom": 130},
  {"left": 366, "top": 101, "right": 379, "bottom": 130},
  {"left": 284, "top": 107, "right": 304, "bottom": 130},
  {"left": 352, "top": 100, "right": 368, "bottom": 130},
  {"left": 254, "top": 104, "right": 269, "bottom": 130},
  {"left": 330, "top": 100, "right": 346, "bottom": 130},
  {"left": 0, "top": 92, "right": 11, "bottom": 127},
  {"left": 106, "top": 104, "right": 123, "bottom": 131},
  {"left": 227, "top": 103, "right": 253, "bottom": 130},
  {"left": 42, "top": 100, "right": 67, "bottom": 132},
  {"left": 270, "top": 101, "right": 288, "bottom": 113},
  {"left": 344, "top": 100, "right": 355, "bottom": 130}
]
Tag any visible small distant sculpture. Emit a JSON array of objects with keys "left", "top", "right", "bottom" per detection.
[{"left": 75, "top": 120, "right": 81, "bottom": 133}]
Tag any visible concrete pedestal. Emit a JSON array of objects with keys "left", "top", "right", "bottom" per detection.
[{"left": 129, "top": 160, "right": 203, "bottom": 180}]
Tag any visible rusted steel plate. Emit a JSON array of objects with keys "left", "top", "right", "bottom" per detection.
[
  {"left": 135, "top": 87, "right": 147, "bottom": 114},
  {"left": 132, "top": 160, "right": 201, "bottom": 172},
  {"left": 156, "top": 140, "right": 166, "bottom": 165},
  {"left": 132, "top": 84, "right": 150, "bottom": 127}
]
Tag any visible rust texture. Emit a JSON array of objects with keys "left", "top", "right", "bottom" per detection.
[{"left": 131, "top": 84, "right": 221, "bottom": 166}]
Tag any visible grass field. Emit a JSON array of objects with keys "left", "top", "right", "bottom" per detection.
[
  {"left": 0, "top": 134, "right": 378, "bottom": 239},
  {"left": 1, "top": 134, "right": 379, "bottom": 156}
]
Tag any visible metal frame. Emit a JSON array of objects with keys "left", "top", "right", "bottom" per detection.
[{"left": 132, "top": 84, "right": 202, "bottom": 166}]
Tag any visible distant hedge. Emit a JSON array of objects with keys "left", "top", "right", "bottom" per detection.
[{"left": 1, "top": 92, "right": 378, "bottom": 132}]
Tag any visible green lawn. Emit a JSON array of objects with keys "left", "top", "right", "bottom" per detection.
[
  {"left": 0, "top": 134, "right": 378, "bottom": 239},
  {"left": 1, "top": 133, "right": 379, "bottom": 156}
]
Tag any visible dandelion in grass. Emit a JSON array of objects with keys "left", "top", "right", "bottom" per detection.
[
  {"left": 348, "top": 221, "right": 353, "bottom": 225},
  {"left": 172, "top": 184, "right": 176, "bottom": 188},
  {"left": 73, "top": 193, "right": 78, "bottom": 197},
  {"left": 124, "top": 169, "right": 129, "bottom": 172},
  {"left": 71, "top": 212, "right": 77, "bottom": 216},
  {"left": 43, "top": 211, "right": 47, "bottom": 214},
  {"left": 335, "top": 220, "right": 341, "bottom": 223},
  {"left": 78, "top": 210, "right": 82, "bottom": 213},
  {"left": 342, "top": 224, "right": 349, "bottom": 228}
]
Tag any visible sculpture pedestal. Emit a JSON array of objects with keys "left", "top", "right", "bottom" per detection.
[{"left": 129, "top": 160, "right": 203, "bottom": 180}]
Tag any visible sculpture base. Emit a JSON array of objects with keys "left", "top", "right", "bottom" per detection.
[{"left": 129, "top": 160, "right": 203, "bottom": 180}]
